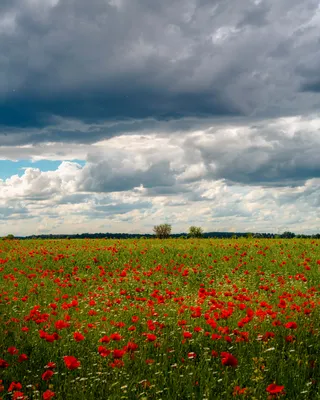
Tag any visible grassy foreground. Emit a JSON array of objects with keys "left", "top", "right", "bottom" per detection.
[{"left": 0, "top": 238, "right": 319, "bottom": 399}]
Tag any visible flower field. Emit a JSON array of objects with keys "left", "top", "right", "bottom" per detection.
[{"left": 0, "top": 238, "right": 319, "bottom": 399}]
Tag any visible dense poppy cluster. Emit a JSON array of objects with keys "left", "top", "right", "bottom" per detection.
[{"left": 0, "top": 238, "right": 319, "bottom": 399}]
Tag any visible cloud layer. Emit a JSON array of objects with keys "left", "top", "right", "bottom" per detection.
[{"left": 1, "top": 0, "right": 320, "bottom": 234}]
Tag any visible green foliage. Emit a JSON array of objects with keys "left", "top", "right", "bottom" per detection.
[
  {"left": 3, "top": 234, "right": 15, "bottom": 240},
  {"left": 188, "top": 226, "right": 203, "bottom": 238},
  {"left": 153, "top": 223, "right": 172, "bottom": 239}
]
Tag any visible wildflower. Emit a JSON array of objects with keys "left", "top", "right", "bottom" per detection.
[
  {"left": 18, "top": 354, "right": 28, "bottom": 363},
  {"left": 266, "top": 384, "right": 285, "bottom": 396},
  {"left": 233, "top": 386, "right": 247, "bottom": 396},
  {"left": 110, "top": 333, "right": 122, "bottom": 341},
  {"left": 43, "top": 390, "right": 55, "bottom": 400},
  {"left": 113, "top": 349, "right": 126, "bottom": 359},
  {"left": 98, "top": 346, "right": 111, "bottom": 357},
  {"left": 0, "top": 359, "right": 9, "bottom": 368},
  {"left": 45, "top": 362, "right": 56, "bottom": 369},
  {"left": 221, "top": 352, "right": 238, "bottom": 368},
  {"left": 73, "top": 332, "right": 85, "bottom": 342},
  {"left": 99, "top": 335, "right": 110, "bottom": 343},
  {"left": 8, "top": 382, "right": 22, "bottom": 392},
  {"left": 284, "top": 322, "right": 297, "bottom": 329},
  {"left": 63, "top": 356, "right": 81, "bottom": 370},
  {"left": 7, "top": 347, "right": 19, "bottom": 355},
  {"left": 42, "top": 370, "right": 54, "bottom": 381}
]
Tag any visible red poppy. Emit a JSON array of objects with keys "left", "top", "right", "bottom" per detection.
[
  {"left": 8, "top": 382, "right": 22, "bottom": 392},
  {"left": 98, "top": 346, "right": 111, "bottom": 357},
  {"left": 110, "top": 333, "right": 122, "bottom": 341},
  {"left": 99, "top": 335, "right": 110, "bottom": 343},
  {"left": 233, "top": 386, "right": 247, "bottom": 396},
  {"left": 18, "top": 354, "right": 28, "bottom": 363},
  {"left": 284, "top": 322, "right": 297, "bottom": 329},
  {"left": 43, "top": 389, "right": 55, "bottom": 400},
  {"left": 42, "top": 370, "right": 54, "bottom": 381},
  {"left": 0, "top": 359, "right": 9, "bottom": 368},
  {"left": 73, "top": 332, "right": 85, "bottom": 342},
  {"left": 113, "top": 349, "right": 126, "bottom": 359},
  {"left": 63, "top": 356, "right": 81, "bottom": 370},
  {"left": 12, "top": 391, "right": 26, "bottom": 400},
  {"left": 45, "top": 362, "right": 56, "bottom": 369},
  {"left": 266, "top": 384, "right": 285, "bottom": 395},
  {"left": 183, "top": 331, "right": 193, "bottom": 339},
  {"left": 146, "top": 333, "right": 157, "bottom": 342},
  {"left": 7, "top": 347, "right": 19, "bottom": 355},
  {"left": 221, "top": 352, "right": 238, "bottom": 368}
]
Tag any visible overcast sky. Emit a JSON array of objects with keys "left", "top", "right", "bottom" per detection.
[{"left": 1, "top": 0, "right": 320, "bottom": 236}]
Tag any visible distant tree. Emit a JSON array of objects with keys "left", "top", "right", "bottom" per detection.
[
  {"left": 3, "top": 234, "right": 15, "bottom": 240},
  {"left": 153, "top": 224, "right": 172, "bottom": 239},
  {"left": 281, "top": 231, "right": 295, "bottom": 239},
  {"left": 188, "top": 226, "right": 203, "bottom": 238}
]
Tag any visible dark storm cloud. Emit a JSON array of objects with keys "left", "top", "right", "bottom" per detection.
[
  {"left": 182, "top": 118, "right": 320, "bottom": 186},
  {"left": 1, "top": 0, "right": 320, "bottom": 144}
]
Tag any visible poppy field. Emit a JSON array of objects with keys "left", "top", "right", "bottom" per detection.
[{"left": 0, "top": 238, "right": 319, "bottom": 399}]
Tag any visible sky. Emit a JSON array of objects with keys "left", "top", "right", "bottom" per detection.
[{"left": 0, "top": 0, "right": 320, "bottom": 236}]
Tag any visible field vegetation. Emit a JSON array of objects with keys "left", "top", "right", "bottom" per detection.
[{"left": 0, "top": 238, "right": 319, "bottom": 399}]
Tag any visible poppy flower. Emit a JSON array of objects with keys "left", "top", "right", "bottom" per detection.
[
  {"left": 98, "top": 346, "right": 111, "bottom": 357},
  {"left": 63, "top": 356, "right": 81, "bottom": 370},
  {"left": 43, "top": 390, "right": 55, "bottom": 400},
  {"left": 221, "top": 352, "right": 238, "bottom": 368},
  {"left": 42, "top": 370, "right": 54, "bottom": 381},
  {"left": 0, "top": 359, "right": 9, "bottom": 368},
  {"left": 45, "top": 362, "right": 56, "bottom": 369},
  {"left": 146, "top": 333, "right": 157, "bottom": 342},
  {"left": 110, "top": 333, "right": 122, "bottom": 341},
  {"left": 7, "top": 347, "right": 19, "bottom": 355},
  {"left": 266, "top": 384, "right": 285, "bottom": 395},
  {"left": 8, "top": 382, "right": 22, "bottom": 392},
  {"left": 284, "top": 322, "right": 297, "bottom": 329},
  {"left": 73, "top": 332, "right": 85, "bottom": 342},
  {"left": 99, "top": 335, "right": 110, "bottom": 343},
  {"left": 12, "top": 391, "right": 26, "bottom": 400},
  {"left": 18, "top": 354, "right": 28, "bottom": 363},
  {"left": 113, "top": 349, "right": 126, "bottom": 359}
]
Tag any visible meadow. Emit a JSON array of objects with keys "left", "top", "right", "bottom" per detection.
[{"left": 0, "top": 238, "right": 319, "bottom": 400}]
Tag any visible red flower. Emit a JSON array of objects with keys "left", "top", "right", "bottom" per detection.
[
  {"left": 73, "top": 332, "right": 85, "bottom": 342},
  {"left": 0, "top": 359, "right": 9, "bottom": 368},
  {"left": 12, "top": 391, "right": 26, "bottom": 400},
  {"left": 233, "top": 386, "right": 247, "bottom": 396},
  {"left": 284, "top": 322, "right": 297, "bottom": 329},
  {"left": 266, "top": 384, "right": 285, "bottom": 395},
  {"left": 113, "top": 349, "right": 126, "bottom": 359},
  {"left": 124, "top": 342, "right": 139, "bottom": 352},
  {"left": 43, "top": 390, "right": 55, "bottom": 400},
  {"left": 17, "top": 354, "right": 27, "bottom": 363},
  {"left": 98, "top": 346, "right": 111, "bottom": 357},
  {"left": 45, "top": 362, "right": 56, "bottom": 369},
  {"left": 99, "top": 335, "right": 110, "bottom": 343},
  {"left": 7, "top": 347, "right": 19, "bottom": 355},
  {"left": 8, "top": 382, "right": 22, "bottom": 392},
  {"left": 221, "top": 352, "right": 238, "bottom": 368},
  {"left": 63, "top": 356, "right": 81, "bottom": 370},
  {"left": 183, "top": 331, "right": 193, "bottom": 339},
  {"left": 146, "top": 333, "right": 157, "bottom": 342},
  {"left": 42, "top": 370, "right": 54, "bottom": 381},
  {"left": 55, "top": 320, "right": 70, "bottom": 330},
  {"left": 110, "top": 333, "right": 122, "bottom": 341}
]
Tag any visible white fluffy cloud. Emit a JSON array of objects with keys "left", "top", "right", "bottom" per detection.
[{"left": 0, "top": 115, "right": 320, "bottom": 235}]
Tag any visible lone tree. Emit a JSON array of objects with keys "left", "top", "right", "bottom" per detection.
[
  {"left": 153, "top": 224, "right": 172, "bottom": 239},
  {"left": 188, "top": 226, "right": 203, "bottom": 238}
]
